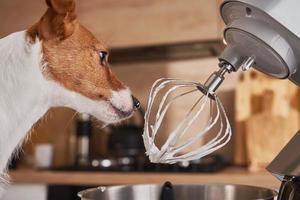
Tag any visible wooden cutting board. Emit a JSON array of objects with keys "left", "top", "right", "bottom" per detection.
[{"left": 234, "top": 71, "right": 300, "bottom": 171}]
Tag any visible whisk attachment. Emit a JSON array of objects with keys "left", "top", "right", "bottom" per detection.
[
  {"left": 197, "top": 62, "right": 233, "bottom": 99},
  {"left": 143, "top": 63, "right": 233, "bottom": 164}
]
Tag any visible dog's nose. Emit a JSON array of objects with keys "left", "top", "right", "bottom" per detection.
[{"left": 132, "top": 95, "right": 140, "bottom": 110}]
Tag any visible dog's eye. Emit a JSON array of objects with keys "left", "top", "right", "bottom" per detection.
[{"left": 99, "top": 51, "right": 108, "bottom": 65}]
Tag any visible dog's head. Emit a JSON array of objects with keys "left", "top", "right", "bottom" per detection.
[{"left": 27, "top": 0, "right": 139, "bottom": 124}]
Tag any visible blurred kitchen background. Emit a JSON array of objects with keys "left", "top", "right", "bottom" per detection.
[{"left": 1, "top": 0, "right": 299, "bottom": 200}]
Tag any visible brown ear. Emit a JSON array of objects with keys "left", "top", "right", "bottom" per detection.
[
  {"left": 27, "top": 0, "right": 77, "bottom": 41},
  {"left": 46, "top": 0, "right": 76, "bottom": 15}
]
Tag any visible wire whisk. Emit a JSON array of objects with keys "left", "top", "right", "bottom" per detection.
[{"left": 143, "top": 63, "right": 233, "bottom": 164}]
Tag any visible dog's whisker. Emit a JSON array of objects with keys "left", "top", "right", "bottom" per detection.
[{"left": 62, "top": 111, "right": 78, "bottom": 134}]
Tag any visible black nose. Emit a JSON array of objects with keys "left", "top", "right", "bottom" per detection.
[{"left": 132, "top": 95, "right": 140, "bottom": 110}]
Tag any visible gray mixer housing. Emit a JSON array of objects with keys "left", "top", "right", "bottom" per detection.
[
  {"left": 220, "top": 0, "right": 300, "bottom": 86},
  {"left": 221, "top": 2, "right": 300, "bottom": 199}
]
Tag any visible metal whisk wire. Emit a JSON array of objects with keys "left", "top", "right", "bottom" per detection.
[{"left": 143, "top": 74, "right": 232, "bottom": 164}]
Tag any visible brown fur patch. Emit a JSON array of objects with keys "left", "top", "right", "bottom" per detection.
[{"left": 27, "top": 0, "right": 125, "bottom": 100}]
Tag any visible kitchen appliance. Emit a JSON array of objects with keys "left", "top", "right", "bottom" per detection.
[
  {"left": 78, "top": 182, "right": 277, "bottom": 200},
  {"left": 79, "top": 0, "right": 300, "bottom": 199},
  {"left": 219, "top": 1, "right": 300, "bottom": 199},
  {"left": 220, "top": 0, "right": 300, "bottom": 86},
  {"left": 76, "top": 114, "right": 92, "bottom": 167},
  {"left": 267, "top": 131, "right": 300, "bottom": 200}
]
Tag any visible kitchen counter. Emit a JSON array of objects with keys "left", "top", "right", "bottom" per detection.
[{"left": 9, "top": 167, "right": 280, "bottom": 189}]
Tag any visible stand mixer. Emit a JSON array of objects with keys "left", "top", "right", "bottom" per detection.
[
  {"left": 219, "top": 0, "right": 300, "bottom": 199},
  {"left": 79, "top": 1, "right": 300, "bottom": 199}
]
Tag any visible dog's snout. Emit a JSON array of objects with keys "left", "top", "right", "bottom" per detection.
[{"left": 132, "top": 95, "right": 140, "bottom": 110}]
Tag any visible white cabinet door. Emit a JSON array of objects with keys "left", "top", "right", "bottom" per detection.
[{"left": 2, "top": 184, "right": 47, "bottom": 200}]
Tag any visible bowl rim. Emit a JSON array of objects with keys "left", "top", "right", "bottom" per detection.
[{"left": 78, "top": 183, "right": 278, "bottom": 199}]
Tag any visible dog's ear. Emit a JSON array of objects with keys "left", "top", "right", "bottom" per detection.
[
  {"left": 46, "top": 0, "right": 76, "bottom": 15},
  {"left": 27, "top": 0, "right": 77, "bottom": 41}
]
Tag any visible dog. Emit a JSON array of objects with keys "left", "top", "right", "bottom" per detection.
[{"left": 0, "top": 0, "right": 139, "bottom": 195}]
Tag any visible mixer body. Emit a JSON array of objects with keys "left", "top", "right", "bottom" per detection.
[
  {"left": 267, "top": 131, "right": 300, "bottom": 200},
  {"left": 220, "top": 0, "right": 300, "bottom": 85},
  {"left": 220, "top": 1, "right": 300, "bottom": 199}
]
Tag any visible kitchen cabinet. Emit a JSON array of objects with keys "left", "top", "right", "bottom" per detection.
[
  {"left": 0, "top": 0, "right": 223, "bottom": 48},
  {"left": 1, "top": 184, "right": 47, "bottom": 200},
  {"left": 77, "top": 0, "right": 223, "bottom": 47}
]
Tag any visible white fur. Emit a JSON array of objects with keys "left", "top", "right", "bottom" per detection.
[
  {"left": 50, "top": 82, "right": 133, "bottom": 123},
  {"left": 110, "top": 89, "right": 134, "bottom": 112},
  {"left": 0, "top": 31, "right": 133, "bottom": 195},
  {"left": 0, "top": 31, "right": 50, "bottom": 176}
]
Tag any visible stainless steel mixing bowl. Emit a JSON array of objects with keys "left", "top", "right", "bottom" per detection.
[{"left": 78, "top": 183, "right": 278, "bottom": 200}]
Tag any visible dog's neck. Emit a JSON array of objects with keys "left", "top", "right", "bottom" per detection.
[{"left": 0, "top": 31, "right": 51, "bottom": 173}]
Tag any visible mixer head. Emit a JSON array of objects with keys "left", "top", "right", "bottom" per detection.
[
  {"left": 220, "top": 0, "right": 300, "bottom": 86},
  {"left": 143, "top": 62, "right": 234, "bottom": 164}
]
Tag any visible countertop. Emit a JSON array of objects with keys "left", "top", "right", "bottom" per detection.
[{"left": 9, "top": 167, "right": 280, "bottom": 189}]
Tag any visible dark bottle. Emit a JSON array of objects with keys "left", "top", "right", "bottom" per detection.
[{"left": 76, "top": 113, "right": 92, "bottom": 167}]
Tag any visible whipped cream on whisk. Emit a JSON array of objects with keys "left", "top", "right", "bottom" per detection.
[{"left": 143, "top": 64, "right": 233, "bottom": 164}]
